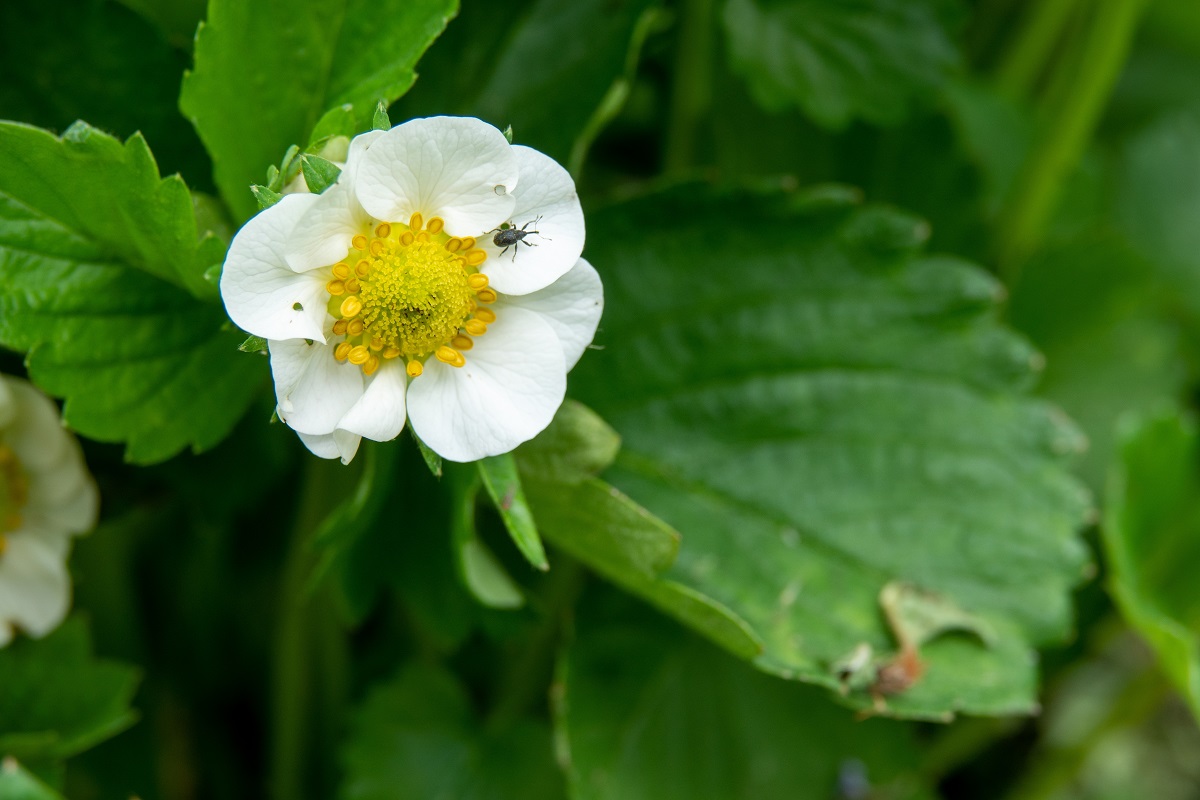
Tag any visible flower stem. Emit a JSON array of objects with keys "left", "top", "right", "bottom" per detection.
[
  {"left": 269, "top": 457, "right": 354, "bottom": 800},
  {"left": 993, "top": 0, "right": 1147, "bottom": 277},
  {"left": 664, "top": 0, "right": 715, "bottom": 176},
  {"left": 993, "top": 0, "right": 1081, "bottom": 100}
]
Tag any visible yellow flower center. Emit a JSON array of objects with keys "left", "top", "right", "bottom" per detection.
[
  {"left": 0, "top": 444, "right": 28, "bottom": 556},
  {"left": 325, "top": 214, "right": 498, "bottom": 377}
]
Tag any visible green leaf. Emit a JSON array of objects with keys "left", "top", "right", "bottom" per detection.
[
  {"left": 524, "top": 476, "right": 763, "bottom": 660},
  {"left": 0, "top": 121, "right": 222, "bottom": 299},
  {"left": 722, "top": 0, "right": 962, "bottom": 129},
  {"left": 514, "top": 400, "right": 621, "bottom": 485},
  {"left": 449, "top": 466, "right": 525, "bottom": 609},
  {"left": 568, "top": 186, "right": 1091, "bottom": 719},
  {"left": 1104, "top": 408, "right": 1200, "bottom": 719},
  {"left": 0, "top": 619, "right": 140, "bottom": 764},
  {"left": 0, "top": 125, "right": 264, "bottom": 463},
  {"left": 558, "top": 593, "right": 933, "bottom": 800},
  {"left": 299, "top": 154, "right": 342, "bottom": 195},
  {"left": 479, "top": 453, "right": 548, "bottom": 571},
  {"left": 341, "top": 664, "right": 565, "bottom": 800},
  {"left": 0, "top": 759, "right": 64, "bottom": 800},
  {"left": 394, "top": 0, "right": 660, "bottom": 169},
  {"left": 180, "top": 0, "right": 458, "bottom": 220}
]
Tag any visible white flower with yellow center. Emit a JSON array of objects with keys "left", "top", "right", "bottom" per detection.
[
  {"left": 0, "top": 376, "right": 98, "bottom": 647},
  {"left": 221, "top": 117, "right": 603, "bottom": 463}
]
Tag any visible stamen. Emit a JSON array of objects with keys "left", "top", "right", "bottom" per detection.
[
  {"left": 445, "top": 238, "right": 463, "bottom": 253},
  {"left": 427, "top": 217, "right": 444, "bottom": 234},
  {"left": 370, "top": 239, "right": 385, "bottom": 256},
  {"left": 375, "top": 222, "right": 391, "bottom": 238},
  {"left": 407, "top": 360, "right": 423, "bottom": 377},
  {"left": 352, "top": 234, "right": 368, "bottom": 251},
  {"left": 335, "top": 342, "right": 352, "bottom": 361},
  {"left": 461, "top": 236, "right": 476, "bottom": 250},
  {"left": 332, "top": 319, "right": 348, "bottom": 335},
  {"left": 409, "top": 212, "right": 424, "bottom": 231},
  {"left": 332, "top": 263, "right": 350, "bottom": 279},
  {"left": 363, "top": 356, "right": 380, "bottom": 376},
  {"left": 383, "top": 346, "right": 401, "bottom": 359},
  {"left": 345, "top": 277, "right": 361, "bottom": 293},
  {"left": 451, "top": 334, "right": 474, "bottom": 351},
  {"left": 399, "top": 231, "right": 415, "bottom": 246},
  {"left": 416, "top": 231, "right": 430, "bottom": 243},
  {"left": 348, "top": 345, "right": 370, "bottom": 365},
  {"left": 465, "top": 250, "right": 487, "bottom": 266},
  {"left": 474, "top": 308, "right": 496, "bottom": 324},
  {"left": 436, "top": 346, "right": 466, "bottom": 368},
  {"left": 369, "top": 337, "right": 383, "bottom": 351},
  {"left": 326, "top": 279, "right": 346, "bottom": 296},
  {"left": 467, "top": 273, "right": 489, "bottom": 289},
  {"left": 347, "top": 318, "right": 365, "bottom": 336},
  {"left": 476, "top": 288, "right": 497, "bottom": 303},
  {"left": 356, "top": 260, "right": 371, "bottom": 277},
  {"left": 340, "top": 296, "right": 363, "bottom": 318},
  {"left": 464, "top": 319, "right": 488, "bottom": 336}
]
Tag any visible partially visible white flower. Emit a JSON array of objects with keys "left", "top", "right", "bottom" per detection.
[
  {"left": 221, "top": 116, "right": 602, "bottom": 463},
  {"left": 0, "top": 376, "right": 98, "bottom": 647}
]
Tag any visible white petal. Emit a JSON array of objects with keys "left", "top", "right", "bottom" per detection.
[
  {"left": 480, "top": 146, "right": 585, "bottom": 295},
  {"left": 355, "top": 117, "right": 517, "bottom": 236},
  {"left": 0, "top": 531, "right": 72, "bottom": 639},
  {"left": 342, "top": 129, "right": 385, "bottom": 186},
  {"left": 284, "top": 180, "right": 373, "bottom": 273},
  {"left": 220, "top": 193, "right": 330, "bottom": 342},
  {"left": 269, "top": 338, "right": 364, "bottom": 435},
  {"left": 3, "top": 378, "right": 68, "bottom": 471},
  {"left": 407, "top": 306, "right": 566, "bottom": 462},
  {"left": 296, "top": 429, "right": 362, "bottom": 464},
  {"left": 496, "top": 259, "right": 603, "bottom": 370},
  {"left": 337, "top": 361, "right": 408, "bottom": 442}
]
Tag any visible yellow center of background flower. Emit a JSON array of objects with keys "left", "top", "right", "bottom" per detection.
[
  {"left": 0, "top": 444, "right": 28, "bottom": 555},
  {"left": 325, "top": 214, "right": 498, "bottom": 376}
]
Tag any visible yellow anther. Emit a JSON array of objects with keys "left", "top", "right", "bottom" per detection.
[
  {"left": 465, "top": 249, "right": 487, "bottom": 266},
  {"left": 352, "top": 234, "right": 368, "bottom": 251},
  {"left": 383, "top": 346, "right": 401, "bottom": 359},
  {"left": 427, "top": 217, "right": 445, "bottom": 234},
  {"left": 375, "top": 222, "right": 391, "bottom": 238},
  {"left": 474, "top": 307, "right": 496, "bottom": 324},
  {"left": 345, "top": 277, "right": 361, "bottom": 294},
  {"left": 370, "top": 239, "right": 385, "bottom": 256},
  {"left": 348, "top": 345, "right": 370, "bottom": 365},
  {"left": 355, "top": 260, "right": 370, "bottom": 278},
  {"left": 369, "top": 337, "right": 383, "bottom": 351},
  {"left": 332, "top": 263, "right": 350, "bottom": 279},
  {"left": 326, "top": 280, "right": 346, "bottom": 296},
  {"left": 436, "top": 346, "right": 466, "bottom": 368},
  {"left": 467, "top": 273, "right": 489, "bottom": 289},
  {"left": 407, "top": 360, "right": 424, "bottom": 377},
  {"left": 476, "top": 288, "right": 498, "bottom": 303},
  {"left": 416, "top": 230, "right": 430, "bottom": 243},
  {"left": 400, "top": 231, "right": 415, "bottom": 246},
  {"left": 347, "top": 318, "right": 365, "bottom": 336},
  {"left": 363, "top": 355, "right": 381, "bottom": 375},
  {"left": 461, "top": 236, "right": 476, "bottom": 250},
  {"left": 445, "top": 237, "right": 463, "bottom": 253},
  {"left": 340, "top": 296, "right": 363, "bottom": 318},
  {"left": 451, "top": 334, "right": 474, "bottom": 351},
  {"left": 334, "top": 342, "right": 353, "bottom": 361},
  {"left": 464, "top": 319, "right": 488, "bottom": 336},
  {"left": 409, "top": 212, "right": 424, "bottom": 231},
  {"left": 332, "top": 319, "right": 348, "bottom": 335}
]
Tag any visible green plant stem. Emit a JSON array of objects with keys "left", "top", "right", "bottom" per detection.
[
  {"left": 269, "top": 458, "right": 353, "bottom": 800},
  {"left": 994, "top": 0, "right": 1081, "bottom": 99},
  {"left": 486, "top": 555, "right": 588, "bottom": 730},
  {"left": 665, "top": 0, "right": 715, "bottom": 175},
  {"left": 993, "top": 0, "right": 1146, "bottom": 276}
]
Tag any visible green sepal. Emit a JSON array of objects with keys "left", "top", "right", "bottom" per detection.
[
  {"left": 265, "top": 164, "right": 281, "bottom": 192},
  {"left": 502, "top": 124, "right": 514, "bottom": 144},
  {"left": 373, "top": 100, "right": 391, "bottom": 131},
  {"left": 251, "top": 184, "right": 283, "bottom": 210},
  {"left": 238, "top": 334, "right": 268, "bottom": 353},
  {"left": 478, "top": 453, "right": 548, "bottom": 571},
  {"left": 299, "top": 154, "right": 342, "bottom": 194}
]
